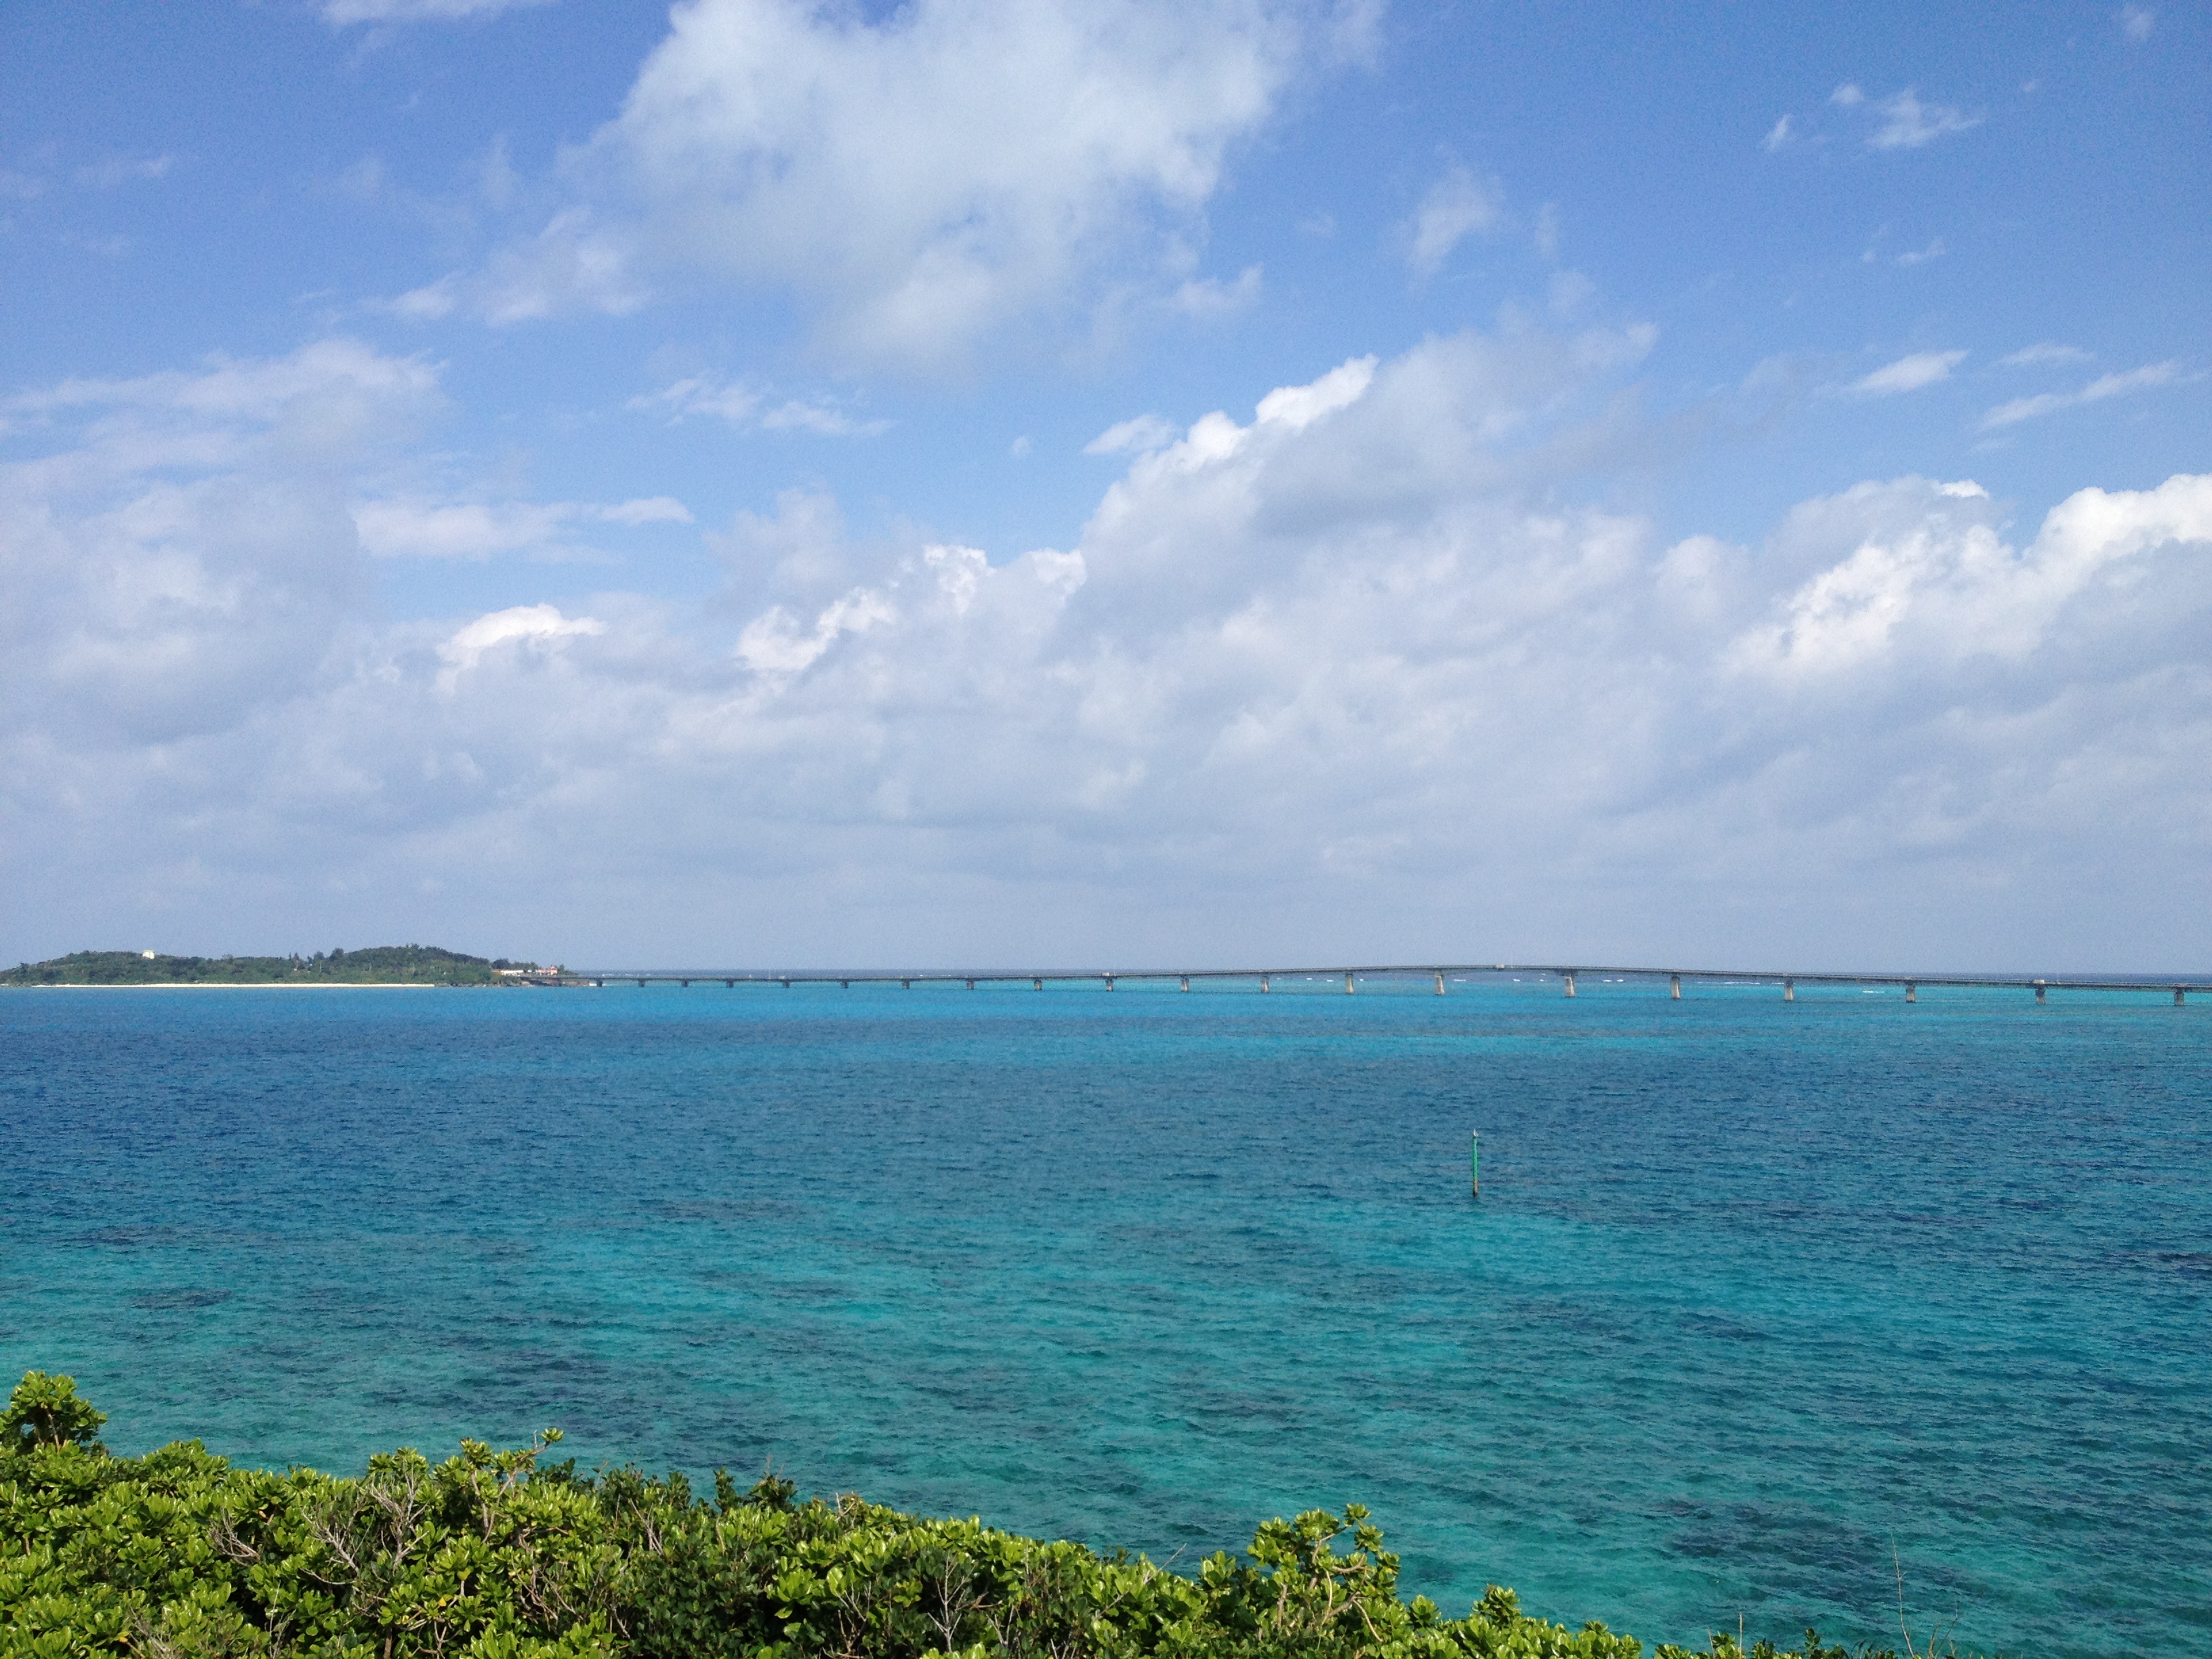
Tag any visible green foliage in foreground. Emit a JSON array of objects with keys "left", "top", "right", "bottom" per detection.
[
  {"left": 2, "top": 1374, "right": 1898, "bottom": 1659},
  {"left": 0, "top": 947, "right": 533, "bottom": 987}
]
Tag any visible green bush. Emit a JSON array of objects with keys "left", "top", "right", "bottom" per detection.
[{"left": 0, "top": 1373, "right": 1893, "bottom": 1659}]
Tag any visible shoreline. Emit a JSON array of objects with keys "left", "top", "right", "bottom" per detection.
[{"left": 3, "top": 982, "right": 453, "bottom": 990}]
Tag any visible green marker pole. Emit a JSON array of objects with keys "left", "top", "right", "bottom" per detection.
[{"left": 1471, "top": 1130, "right": 1479, "bottom": 1199}]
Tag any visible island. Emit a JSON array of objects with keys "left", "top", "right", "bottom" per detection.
[{"left": 0, "top": 945, "right": 556, "bottom": 987}]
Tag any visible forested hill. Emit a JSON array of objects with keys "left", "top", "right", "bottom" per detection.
[{"left": 1, "top": 945, "right": 539, "bottom": 986}]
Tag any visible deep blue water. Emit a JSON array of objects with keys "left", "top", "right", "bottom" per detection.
[{"left": 2, "top": 979, "right": 2207, "bottom": 1656}]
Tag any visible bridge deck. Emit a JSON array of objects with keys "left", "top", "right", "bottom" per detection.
[{"left": 525, "top": 964, "right": 2207, "bottom": 998}]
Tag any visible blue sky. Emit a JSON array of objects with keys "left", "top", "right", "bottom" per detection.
[{"left": 3, "top": 0, "right": 2207, "bottom": 969}]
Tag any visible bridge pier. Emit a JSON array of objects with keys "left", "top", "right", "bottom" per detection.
[
  {"left": 1033, "top": 977, "right": 1043, "bottom": 991},
  {"left": 840, "top": 980, "right": 850, "bottom": 989},
  {"left": 1784, "top": 979, "right": 1795, "bottom": 1002},
  {"left": 1105, "top": 975, "right": 1116, "bottom": 991},
  {"left": 680, "top": 979, "right": 691, "bottom": 987},
  {"left": 1435, "top": 970, "right": 1446, "bottom": 995},
  {"left": 2177, "top": 987, "right": 2188, "bottom": 1006},
  {"left": 1563, "top": 971, "right": 1576, "bottom": 998},
  {"left": 1180, "top": 975, "right": 1191, "bottom": 992},
  {"left": 1671, "top": 973, "right": 1681, "bottom": 1000},
  {"left": 634, "top": 978, "right": 645, "bottom": 987},
  {"left": 1345, "top": 971, "right": 1356, "bottom": 994},
  {"left": 1260, "top": 974, "right": 1271, "bottom": 993},
  {"left": 779, "top": 978, "right": 791, "bottom": 989},
  {"left": 965, "top": 979, "right": 976, "bottom": 991},
  {"left": 2035, "top": 981, "right": 2047, "bottom": 1004},
  {"left": 1905, "top": 982, "right": 1917, "bottom": 1003},
  {"left": 901, "top": 979, "right": 911, "bottom": 989}
]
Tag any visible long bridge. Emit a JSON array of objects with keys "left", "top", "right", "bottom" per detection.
[{"left": 523, "top": 963, "right": 2207, "bottom": 1004}]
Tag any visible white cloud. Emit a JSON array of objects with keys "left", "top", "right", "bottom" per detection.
[
  {"left": 760, "top": 403, "right": 889, "bottom": 438},
  {"left": 599, "top": 496, "right": 693, "bottom": 527},
  {"left": 3, "top": 338, "right": 438, "bottom": 428},
  {"left": 628, "top": 375, "right": 891, "bottom": 437},
  {"left": 1867, "top": 89, "right": 1982, "bottom": 150},
  {"left": 1171, "top": 263, "right": 1264, "bottom": 316},
  {"left": 1999, "top": 342, "right": 2093, "bottom": 368},
  {"left": 2120, "top": 5, "right": 2155, "bottom": 41},
  {"left": 0, "top": 342, "right": 438, "bottom": 747},
  {"left": 398, "top": 207, "right": 647, "bottom": 324},
  {"left": 1730, "top": 473, "right": 2212, "bottom": 677},
  {"left": 1851, "top": 350, "right": 1967, "bottom": 396},
  {"left": 74, "top": 155, "right": 174, "bottom": 188},
  {"left": 1086, "top": 414, "right": 1179, "bottom": 455},
  {"left": 1981, "top": 361, "right": 2181, "bottom": 429},
  {"left": 9, "top": 334, "right": 2212, "bottom": 968},
  {"left": 356, "top": 499, "right": 573, "bottom": 559},
  {"left": 352, "top": 495, "right": 693, "bottom": 558},
  {"left": 437, "top": 604, "right": 605, "bottom": 690},
  {"left": 1894, "top": 237, "right": 1945, "bottom": 266},
  {"left": 1761, "top": 115, "right": 1794, "bottom": 153},
  {"left": 1830, "top": 83, "right": 1864, "bottom": 107},
  {"left": 1532, "top": 202, "right": 1560, "bottom": 259},
  {"left": 2072, "top": 360, "right": 2178, "bottom": 399},
  {"left": 1406, "top": 164, "right": 1503, "bottom": 279},
  {"left": 630, "top": 375, "right": 759, "bottom": 424},
  {"left": 417, "top": 0, "right": 1328, "bottom": 370},
  {"left": 1251, "top": 353, "right": 1374, "bottom": 428},
  {"left": 737, "top": 586, "right": 898, "bottom": 678},
  {"left": 323, "top": 0, "right": 552, "bottom": 22}
]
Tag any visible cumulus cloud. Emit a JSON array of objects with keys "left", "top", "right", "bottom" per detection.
[
  {"left": 1729, "top": 477, "right": 2167, "bottom": 675},
  {"left": 1981, "top": 361, "right": 2180, "bottom": 429},
  {"left": 1761, "top": 115, "right": 1794, "bottom": 153},
  {"left": 1406, "top": 165, "right": 1503, "bottom": 279},
  {"left": 411, "top": 0, "right": 1331, "bottom": 371},
  {"left": 2120, "top": 5, "right": 2154, "bottom": 42},
  {"left": 437, "top": 604, "right": 604, "bottom": 690},
  {"left": 7, "top": 334, "right": 2211, "bottom": 967},
  {"left": 0, "top": 341, "right": 437, "bottom": 748},
  {"left": 1851, "top": 350, "right": 1967, "bottom": 396}
]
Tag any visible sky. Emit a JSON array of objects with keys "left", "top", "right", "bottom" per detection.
[{"left": 2, "top": 0, "right": 2207, "bottom": 972}]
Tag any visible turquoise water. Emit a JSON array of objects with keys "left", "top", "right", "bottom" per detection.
[{"left": 2, "top": 980, "right": 2207, "bottom": 1656}]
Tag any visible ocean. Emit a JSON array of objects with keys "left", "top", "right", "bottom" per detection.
[{"left": 1, "top": 978, "right": 2205, "bottom": 1656}]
